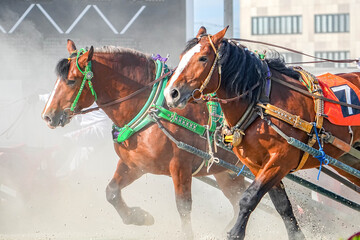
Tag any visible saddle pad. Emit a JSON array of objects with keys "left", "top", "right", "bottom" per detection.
[{"left": 317, "top": 73, "right": 360, "bottom": 126}]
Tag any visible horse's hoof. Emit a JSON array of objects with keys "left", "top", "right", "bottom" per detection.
[{"left": 123, "top": 207, "right": 155, "bottom": 226}]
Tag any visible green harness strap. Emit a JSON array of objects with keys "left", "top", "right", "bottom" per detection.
[
  {"left": 113, "top": 60, "right": 168, "bottom": 142},
  {"left": 71, "top": 48, "right": 97, "bottom": 112},
  {"left": 152, "top": 105, "right": 206, "bottom": 136},
  {"left": 113, "top": 61, "right": 223, "bottom": 143},
  {"left": 206, "top": 94, "right": 224, "bottom": 131},
  {"left": 152, "top": 99, "right": 222, "bottom": 137},
  {"left": 68, "top": 49, "right": 223, "bottom": 143}
]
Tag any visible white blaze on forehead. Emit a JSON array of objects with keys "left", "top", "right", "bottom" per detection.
[
  {"left": 42, "top": 77, "right": 60, "bottom": 118},
  {"left": 166, "top": 43, "right": 201, "bottom": 91}
]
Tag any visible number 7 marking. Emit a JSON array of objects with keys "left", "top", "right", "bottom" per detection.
[{"left": 331, "top": 85, "right": 353, "bottom": 115}]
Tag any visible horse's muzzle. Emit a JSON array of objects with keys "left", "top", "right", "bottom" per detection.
[
  {"left": 42, "top": 111, "right": 71, "bottom": 128},
  {"left": 164, "top": 87, "right": 191, "bottom": 109}
]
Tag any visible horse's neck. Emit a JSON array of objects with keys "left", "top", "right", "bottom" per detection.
[{"left": 92, "top": 53, "right": 155, "bottom": 126}]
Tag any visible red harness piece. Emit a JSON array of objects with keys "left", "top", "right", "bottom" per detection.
[{"left": 317, "top": 73, "right": 360, "bottom": 126}]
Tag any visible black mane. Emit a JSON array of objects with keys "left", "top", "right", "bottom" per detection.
[
  {"left": 55, "top": 52, "right": 77, "bottom": 80},
  {"left": 184, "top": 37, "right": 300, "bottom": 102},
  {"left": 55, "top": 58, "right": 70, "bottom": 80},
  {"left": 218, "top": 39, "right": 300, "bottom": 101}
]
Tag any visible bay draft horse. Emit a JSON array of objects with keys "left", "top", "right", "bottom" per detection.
[
  {"left": 41, "top": 39, "right": 248, "bottom": 238},
  {"left": 164, "top": 26, "right": 360, "bottom": 239}
]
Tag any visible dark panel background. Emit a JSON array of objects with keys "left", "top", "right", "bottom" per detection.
[
  {"left": 0, "top": 0, "right": 186, "bottom": 146},
  {"left": 0, "top": 0, "right": 186, "bottom": 66}
]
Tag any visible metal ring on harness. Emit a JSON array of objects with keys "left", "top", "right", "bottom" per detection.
[{"left": 192, "top": 88, "right": 203, "bottom": 101}]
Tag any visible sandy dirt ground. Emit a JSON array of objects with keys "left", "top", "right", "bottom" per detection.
[{"left": 0, "top": 143, "right": 359, "bottom": 240}]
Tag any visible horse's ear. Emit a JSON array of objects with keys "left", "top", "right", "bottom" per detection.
[
  {"left": 196, "top": 26, "right": 207, "bottom": 38},
  {"left": 67, "top": 39, "right": 76, "bottom": 54},
  {"left": 77, "top": 46, "right": 94, "bottom": 68},
  {"left": 87, "top": 46, "right": 94, "bottom": 61},
  {"left": 211, "top": 26, "right": 229, "bottom": 47}
]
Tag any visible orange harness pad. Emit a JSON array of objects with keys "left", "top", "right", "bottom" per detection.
[{"left": 317, "top": 73, "right": 360, "bottom": 126}]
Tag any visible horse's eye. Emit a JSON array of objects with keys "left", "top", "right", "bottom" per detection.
[
  {"left": 199, "top": 56, "right": 207, "bottom": 62},
  {"left": 67, "top": 80, "right": 76, "bottom": 86}
]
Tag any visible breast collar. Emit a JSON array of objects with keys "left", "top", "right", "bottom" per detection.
[{"left": 228, "top": 62, "right": 272, "bottom": 134}]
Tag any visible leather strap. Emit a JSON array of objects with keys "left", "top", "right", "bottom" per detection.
[
  {"left": 202, "top": 82, "right": 260, "bottom": 104},
  {"left": 292, "top": 69, "right": 324, "bottom": 171},
  {"left": 258, "top": 101, "right": 316, "bottom": 171},
  {"left": 223, "top": 75, "right": 270, "bottom": 146},
  {"left": 197, "top": 35, "right": 220, "bottom": 95},
  {"left": 258, "top": 103, "right": 314, "bottom": 133},
  {"left": 296, "top": 136, "right": 317, "bottom": 171},
  {"left": 271, "top": 76, "right": 360, "bottom": 110},
  {"left": 264, "top": 74, "right": 358, "bottom": 171},
  {"left": 295, "top": 68, "right": 324, "bottom": 127},
  {"left": 327, "top": 135, "right": 360, "bottom": 159}
]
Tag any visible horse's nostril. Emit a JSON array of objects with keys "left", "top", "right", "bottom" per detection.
[
  {"left": 44, "top": 115, "right": 52, "bottom": 123},
  {"left": 171, "top": 89, "right": 179, "bottom": 99}
]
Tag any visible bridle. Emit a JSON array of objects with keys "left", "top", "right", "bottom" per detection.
[
  {"left": 69, "top": 48, "right": 97, "bottom": 112},
  {"left": 71, "top": 58, "right": 174, "bottom": 115},
  {"left": 191, "top": 36, "right": 262, "bottom": 104},
  {"left": 192, "top": 35, "right": 222, "bottom": 100}
]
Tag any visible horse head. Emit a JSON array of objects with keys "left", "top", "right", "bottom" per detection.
[
  {"left": 164, "top": 26, "right": 228, "bottom": 109},
  {"left": 41, "top": 40, "right": 95, "bottom": 128}
]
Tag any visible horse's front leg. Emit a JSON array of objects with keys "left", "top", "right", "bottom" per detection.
[
  {"left": 169, "top": 158, "right": 194, "bottom": 239},
  {"left": 106, "top": 160, "right": 154, "bottom": 226},
  {"left": 268, "top": 181, "right": 305, "bottom": 240},
  {"left": 228, "top": 162, "right": 288, "bottom": 240}
]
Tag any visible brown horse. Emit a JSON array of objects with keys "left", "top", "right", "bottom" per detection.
[
  {"left": 41, "top": 39, "right": 247, "bottom": 238},
  {"left": 164, "top": 26, "right": 360, "bottom": 239}
]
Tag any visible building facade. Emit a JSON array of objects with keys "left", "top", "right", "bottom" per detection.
[{"left": 240, "top": 0, "right": 360, "bottom": 68}]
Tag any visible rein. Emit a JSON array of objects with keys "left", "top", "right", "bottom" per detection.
[
  {"left": 201, "top": 82, "right": 260, "bottom": 104},
  {"left": 230, "top": 38, "right": 360, "bottom": 65},
  {"left": 196, "top": 37, "right": 359, "bottom": 106},
  {"left": 75, "top": 67, "right": 174, "bottom": 115},
  {"left": 271, "top": 76, "right": 360, "bottom": 110}
]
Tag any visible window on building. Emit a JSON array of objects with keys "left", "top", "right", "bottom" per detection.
[
  {"left": 314, "top": 14, "right": 349, "bottom": 33},
  {"left": 315, "top": 51, "right": 350, "bottom": 68},
  {"left": 251, "top": 16, "right": 302, "bottom": 35},
  {"left": 280, "top": 52, "right": 303, "bottom": 64}
]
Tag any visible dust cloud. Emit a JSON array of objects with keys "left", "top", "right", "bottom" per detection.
[{"left": 0, "top": 6, "right": 359, "bottom": 240}]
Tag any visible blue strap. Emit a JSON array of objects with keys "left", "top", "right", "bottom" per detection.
[
  {"left": 237, "top": 164, "right": 246, "bottom": 177},
  {"left": 313, "top": 123, "right": 329, "bottom": 180}
]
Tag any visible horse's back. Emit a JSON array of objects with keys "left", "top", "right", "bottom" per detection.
[{"left": 336, "top": 71, "right": 360, "bottom": 89}]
